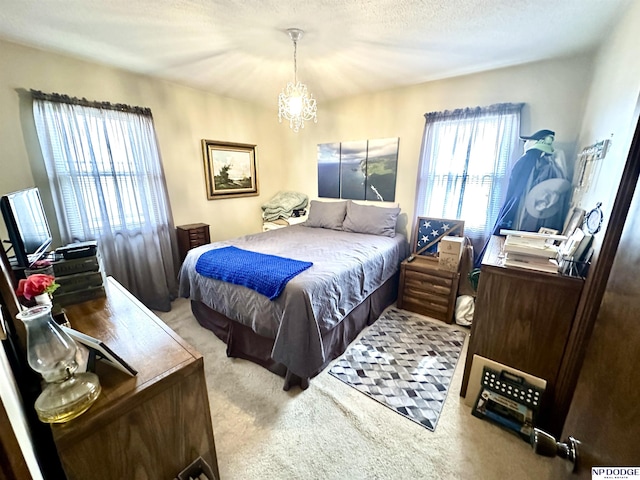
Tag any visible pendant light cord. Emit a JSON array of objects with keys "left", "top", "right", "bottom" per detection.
[{"left": 293, "top": 39, "right": 298, "bottom": 84}]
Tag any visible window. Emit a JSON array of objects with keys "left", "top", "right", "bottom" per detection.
[
  {"left": 35, "top": 104, "right": 167, "bottom": 236},
  {"left": 415, "top": 103, "right": 523, "bottom": 257},
  {"left": 33, "top": 95, "right": 177, "bottom": 311}
]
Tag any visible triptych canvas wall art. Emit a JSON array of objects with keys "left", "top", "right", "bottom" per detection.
[{"left": 317, "top": 137, "right": 399, "bottom": 202}]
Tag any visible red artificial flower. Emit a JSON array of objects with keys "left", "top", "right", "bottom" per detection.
[
  {"left": 30, "top": 259, "right": 52, "bottom": 269},
  {"left": 16, "top": 274, "right": 59, "bottom": 301}
]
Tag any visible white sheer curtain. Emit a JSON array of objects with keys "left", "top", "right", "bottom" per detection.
[
  {"left": 414, "top": 103, "right": 523, "bottom": 261},
  {"left": 33, "top": 98, "right": 178, "bottom": 311}
]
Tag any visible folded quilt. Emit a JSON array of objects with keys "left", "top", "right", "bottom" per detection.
[
  {"left": 195, "top": 246, "right": 313, "bottom": 300},
  {"left": 262, "top": 191, "right": 308, "bottom": 222}
]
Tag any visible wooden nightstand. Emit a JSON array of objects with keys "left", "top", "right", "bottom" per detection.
[
  {"left": 397, "top": 255, "right": 460, "bottom": 323},
  {"left": 177, "top": 223, "right": 210, "bottom": 262}
]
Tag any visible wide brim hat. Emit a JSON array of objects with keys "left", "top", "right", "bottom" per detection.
[
  {"left": 520, "top": 129, "right": 555, "bottom": 141},
  {"left": 525, "top": 178, "right": 571, "bottom": 219}
]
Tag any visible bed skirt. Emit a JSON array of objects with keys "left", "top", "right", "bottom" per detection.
[{"left": 190, "top": 272, "right": 399, "bottom": 391}]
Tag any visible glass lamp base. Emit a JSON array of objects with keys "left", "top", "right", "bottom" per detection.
[{"left": 34, "top": 372, "right": 102, "bottom": 423}]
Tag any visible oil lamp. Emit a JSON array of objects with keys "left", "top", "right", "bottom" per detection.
[{"left": 16, "top": 304, "right": 101, "bottom": 423}]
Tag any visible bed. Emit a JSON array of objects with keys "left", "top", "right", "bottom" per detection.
[{"left": 178, "top": 200, "right": 410, "bottom": 389}]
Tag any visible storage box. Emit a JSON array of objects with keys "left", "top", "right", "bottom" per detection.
[
  {"left": 54, "top": 285, "right": 106, "bottom": 307},
  {"left": 438, "top": 252, "right": 461, "bottom": 272},
  {"left": 438, "top": 236, "right": 464, "bottom": 271},
  {"left": 56, "top": 271, "right": 104, "bottom": 295},
  {"left": 439, "top": 235, "right": 464, "bottom": 256},
  {"left": 53, "top": 255, "right": 100, "bottom": 276}
]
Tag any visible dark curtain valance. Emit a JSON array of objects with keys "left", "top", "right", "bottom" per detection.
[
  {"left": 30, "top": 90, "right": 152, "bottom": 117},
  {"left": 424, "top": 102, "right": 524, "bottom": 122}
]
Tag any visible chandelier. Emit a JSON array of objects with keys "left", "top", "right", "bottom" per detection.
[{"left": 278, "top": 28, "right": 317, "bottom": 132}]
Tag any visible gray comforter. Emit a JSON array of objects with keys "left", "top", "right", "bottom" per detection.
[{"left": 179, "top": 225, "right": 409, "bottom": 378}]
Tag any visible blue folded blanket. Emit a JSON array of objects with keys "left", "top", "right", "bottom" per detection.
[{"left": 195, "top": 246, "right": 313, "bottom": 300}]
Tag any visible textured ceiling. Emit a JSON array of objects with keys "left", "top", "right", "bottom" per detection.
[{"left": 0, "top": 0, "right": 632, "bottom": 106}]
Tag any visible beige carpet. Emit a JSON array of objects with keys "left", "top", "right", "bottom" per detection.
[{"left": 156, "top": 299, "right": 555, "bottom": 480}]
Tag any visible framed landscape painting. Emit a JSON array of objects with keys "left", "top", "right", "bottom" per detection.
[{"left": 202, "top": 139, "right": 259, "bottom": 200}]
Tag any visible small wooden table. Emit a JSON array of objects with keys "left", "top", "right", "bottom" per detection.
[
  {"left": 177, "top": 223, "right": 211, "bottom": 262},
  {"left": 397, "top": 255, "right": 460, "bottom": 323},
  {"left": 51, "top": 277, "right": 219, "bottom": 480}
]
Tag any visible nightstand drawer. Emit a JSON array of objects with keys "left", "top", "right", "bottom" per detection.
[
  {"left": 403, "top": 283, "right": 451, "bottom": 307},
  {"left": 401, "top": 295, "right": 449, "bottom": 319},
  {"left": 397, "top": 256, "right": 459, "bottom": 323},
  {"left": 404, "top": 270, "right": 455, "bottom": 295}
]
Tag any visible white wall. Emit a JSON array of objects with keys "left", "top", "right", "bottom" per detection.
[
  {"left": 283, "top": 54, "right": 595, "bottom": 238},
  {"left": 571, "top": 0, "right": 640, "bottom": 227},
  {"left": 0, "top": 39, "right": 288, "bottom": 243}
]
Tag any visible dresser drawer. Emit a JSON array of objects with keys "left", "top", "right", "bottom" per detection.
[
  {"left": 177, "top": 223, "right": 211, "bottom": 263},
  {"left": 188, "top": 230, "right": 208, "bottom": 244}
]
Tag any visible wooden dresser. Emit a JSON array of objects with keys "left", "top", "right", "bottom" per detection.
[
  {"left": 460, "top": 236, "right": 584, "bottom": 436},
  {"left": 397, "top": 255, "right": 459, "bottom": 323},
  {"left": 51, "top": 277, "right": 219, "bottom": 480},
  {"left": 177, "top": 223, "right": 210, "bottom": 263}
]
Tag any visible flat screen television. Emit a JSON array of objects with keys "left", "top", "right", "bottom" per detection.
[{"left": 1, "top": 187, "right": 53, "bottom": 268}]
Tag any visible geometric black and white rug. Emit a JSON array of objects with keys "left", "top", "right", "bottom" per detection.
[{"left": 328, "top": 307, "right": 467, "bottom": 431}]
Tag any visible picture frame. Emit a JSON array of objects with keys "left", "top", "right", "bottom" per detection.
[
  {"left": 412, "top": 217, "right": 465, "bottom": 256},
  {"left": 61, "top": 325, "right": 137, "bottom": 376},
  {"left": 562, "top": 207, "right": 586, "bottom": 237},
  {"left": 201, "top": 139, "right": 259, "bottom": 200}
]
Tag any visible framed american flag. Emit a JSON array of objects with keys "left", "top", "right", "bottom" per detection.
[{"left": 412, "top": 217, "right": 465, "bottom": 256}]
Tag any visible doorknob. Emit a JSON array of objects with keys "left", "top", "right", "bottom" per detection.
[{"left": 530, "top": 428, "right": 580, "bottom": 472}]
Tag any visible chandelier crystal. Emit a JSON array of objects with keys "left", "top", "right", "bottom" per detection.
[{"left": 278, "top": 28, "right": 317, "bottom": 132}]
